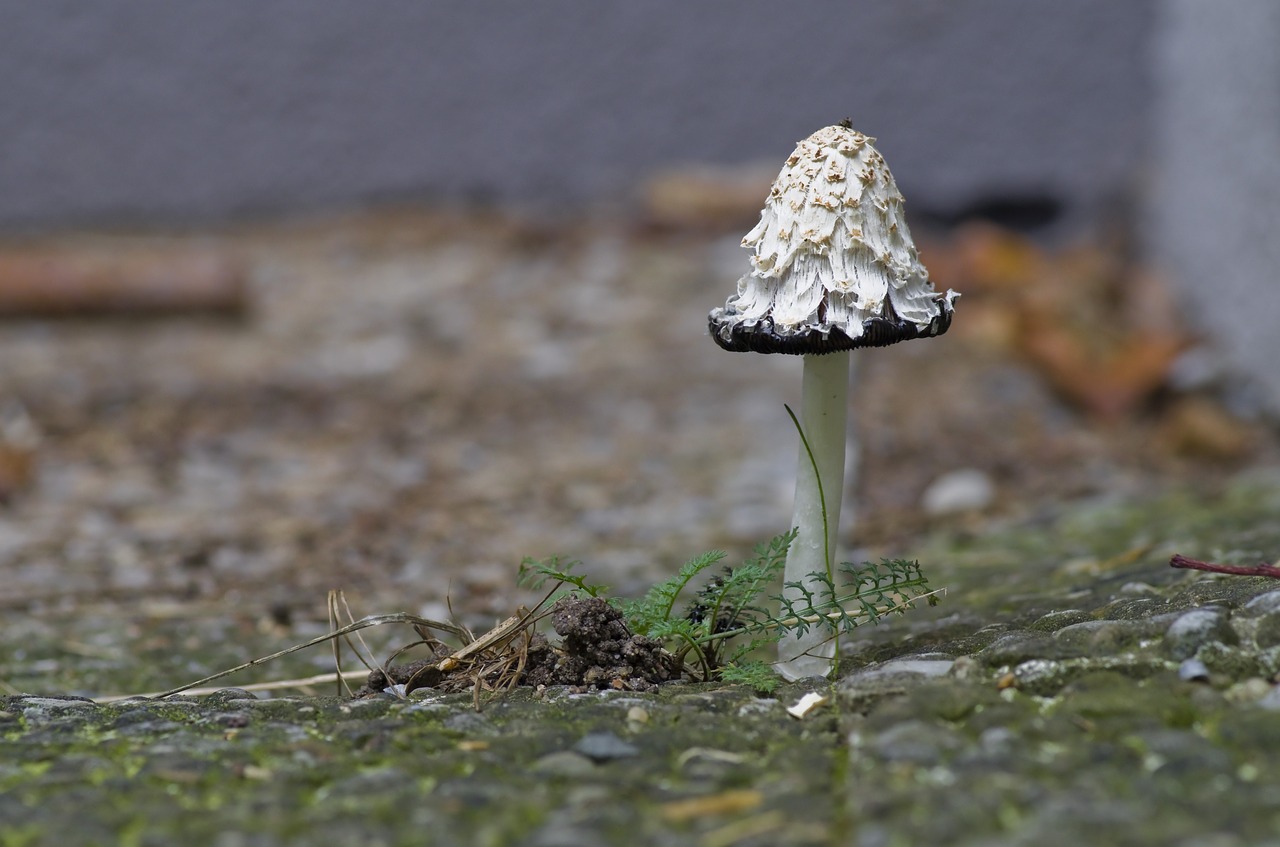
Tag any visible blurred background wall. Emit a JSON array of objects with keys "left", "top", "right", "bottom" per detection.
[
  {"left": 2, "top": 0, "right": 1278, "bottom": 412},
  {"left": 1147, "top": 0, "right": 1280, "bottom": 416},
  {"left": 0, "top": 1, "right": 1151, "bottom": 231}
]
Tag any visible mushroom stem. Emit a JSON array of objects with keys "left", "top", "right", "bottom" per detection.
[{"left": 778, "top": 350, "right": 851, "bottom": 681}]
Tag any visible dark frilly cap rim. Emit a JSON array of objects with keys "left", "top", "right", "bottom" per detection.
[{"left": 708, "top": 299, "right": 953, "bottom": 355}]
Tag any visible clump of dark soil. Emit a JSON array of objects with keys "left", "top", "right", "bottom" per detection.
[
  {"left": 523, "top": 597, "right": 677, "bottom": 691},
  {"left": 357, "top": 597, "right": 677, "bottom": 698}
]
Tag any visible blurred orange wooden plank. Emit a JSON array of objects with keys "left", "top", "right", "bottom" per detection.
[{"left": 0, "top": 247, "right": 247, "bottom": 318}]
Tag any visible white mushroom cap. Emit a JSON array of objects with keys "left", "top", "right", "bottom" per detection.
[{"left": 710, "top": 122, "right": 957, "bottom": 354}]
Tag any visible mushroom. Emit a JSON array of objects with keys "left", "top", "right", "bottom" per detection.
[{"left": 708, "top": 121, "right": 957, "bottom": 680}]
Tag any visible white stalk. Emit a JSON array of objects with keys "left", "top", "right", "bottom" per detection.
[
  {"left": 709, "top": 122, "right": 956, "bottom": 682},
  {"left": 777, "top": 350, "right": 850, "bottom": 680}
]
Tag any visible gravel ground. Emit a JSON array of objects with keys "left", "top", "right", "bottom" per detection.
[
  {"left": 4, "top": 483, "right": 1280, "bottom": 845},
  {"left": 3, "top": 212, "right": 1280, "bottom": 844},
  {"left": 3, "top": 211, "right": 1271, "bottom": 634}
]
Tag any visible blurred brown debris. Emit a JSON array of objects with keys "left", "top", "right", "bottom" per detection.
[
  {"left": 0, "top": 402, "right": 40, "bottom": 504},
  {"left": 923, "top": 223, "right": 1194, "bottom": 420},
  {"left": 0, "top": 245, "right": 247, "bottom": 319},
  {"left": 639, "top": 164, "right": 776, "bottom": 231},
  {"left": 1156, "top": 396, "right": 1257, "bottom": 461}
]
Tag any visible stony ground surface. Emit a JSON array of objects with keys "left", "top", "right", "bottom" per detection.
[
  {"left": 2, "top": 212, "right": 1280, "bottom": 845},
  {"left": 5, "top": 484, "right": 1280, "bottom": 846}
]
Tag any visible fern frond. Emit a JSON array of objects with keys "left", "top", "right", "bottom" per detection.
[
  {"left": 523, "top": 543, "right": 935, "bottom": 691},
  {"left": 516, "top": 555, "right": 609, "bottom": 598},
  {"left": 699, "top": 557, "right": 936, "bottom": 646},
  {"left": 724, "top": 636, "right": 782, "bottom": 664},
  {"left": 710, "top": 529, "right": 794, "bottom": 635},
  {"left": 718, "top": 660, "right": 781, "bottom": 693},
  {"left": 620, "top": 549, "right": 727, "bottom": 636},
  {"left": 646, "top": 617, "right": 699, "bottom": 642}
]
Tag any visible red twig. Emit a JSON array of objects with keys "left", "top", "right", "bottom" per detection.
[{"left": 1169, "top": 554, "right": 1280, "bottom": 580}]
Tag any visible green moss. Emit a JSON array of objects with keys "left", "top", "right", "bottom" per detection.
[
  {"left": 0, "top": 824, "right": 46, "bottom": 847},
  {"left": 8, "top": 483, "right": 1280, "bottom": 844}
]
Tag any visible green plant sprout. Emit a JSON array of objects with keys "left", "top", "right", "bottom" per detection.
[
  {"left": 118, "top": 532, "right": 935, "bottom": 703},
  {"left": 519, "top": 530, "right": 936, "bottom": 693}
]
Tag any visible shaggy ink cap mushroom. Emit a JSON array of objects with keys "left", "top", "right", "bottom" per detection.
[
  {"left": 708, "top": 120, "right": 957, "bottom": 354},
  {"left": 709, "top": 121, "right": 957, "bottom": 681}
]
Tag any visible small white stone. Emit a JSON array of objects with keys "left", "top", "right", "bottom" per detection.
[
  {"left": 786, "top": 691, "right": 829, "bottom": 719},
  {"left": 921, "top": 468, "right": 996, "bottom": 516}
]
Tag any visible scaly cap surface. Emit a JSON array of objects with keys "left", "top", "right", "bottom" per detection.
[{"left": 709, "top": 123, "right": 957, "bottom": 354}]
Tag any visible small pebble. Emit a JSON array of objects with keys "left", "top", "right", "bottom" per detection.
[
  {"left": 1165, "top": 609, "right": 1235, "bottom": 660},
  {"left": 1179, "top": 658, "right": 1211, "bottom": 682},
  {"left": 572, "top": 732, "right": 639, "bottom": 762},
  {"left": 1226, "top": 678, "right": 1275, "bottom": 705},
  {"left": 736, "top": 699, "right": 781, "bottom": 717},
  {"left": 921, "top": 469, "right": 995, "bottom": 516},
  {"left": 1012, "top": 659, "right": 1069, "bottom": 696},
  {"left": 1242, "top": 591, "right": 1280, "bottom": 616},
  {"left": 850, "top": 659, "right": 956, "bottom": 683},
  {"left": 1257, "top": 685, "right": 1280, "bottom": 711}
]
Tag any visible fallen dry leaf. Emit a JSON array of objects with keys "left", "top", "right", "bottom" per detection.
[
  {"left": 1157, "top": 396, "right": 1256, "bottom": 461},
  {"left": 660, "top": 789, "right": 764, "bottom": 822},
  {"left": 924, "top": 222, "right": 1194, "bottom": 419}
]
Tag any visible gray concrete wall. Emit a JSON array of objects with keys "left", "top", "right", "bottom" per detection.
[
  {"left": 1148, "top": 0, "right": 1280, "bottom": 416},
  {"left": 0, "top": 1, "right": 1152, "bottom": 230}
]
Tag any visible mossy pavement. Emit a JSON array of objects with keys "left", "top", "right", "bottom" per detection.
[{"left": 5, "top": 478, "right": 1280, "bottom": 846}]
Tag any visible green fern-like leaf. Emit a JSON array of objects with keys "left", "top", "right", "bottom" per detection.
[
  {"left": 619, "top": 549, "right": 726, "bottom": 636},
  {"left": 516, "top": 555, "right": 609, "bottom": 598},
  {"left": 521, "top": 539, "right": 934, "bottom": 689},
  {"left": 723, "top": 636, "right": 783, "bottom": 667},
  {"left": 718, "top": 660, "right": 781, "bottom": 693},
  {"left": 703, "top": 557, "right": 935, "bottom": 646},
  {"left": 698, "top": 529, "right": 794, "bottom": 639},
  {"left": 646, "top": 617, "right": 699, "bottom": 642}
]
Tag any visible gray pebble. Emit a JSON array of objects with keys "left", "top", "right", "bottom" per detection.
[
  {"left": 852, "top": 658, "right": 956, "bottom": 681},
  {"left": 976, "top": 632, "right": 1060, "bottom": 667},
  {"left": 1054, "top": 619, "right": 1153, "bottom": 653},
  {"left": 1242, "top": 591, "right": 1280, "bottom": 616},
  {"left": 443, "top": 711, "right": 492, "bottom": 733},
  {"left": 523, "top": 820, "right": 602, "bottom": 847},
  {"left": 1165, "top": 609, "right": 1236, "bottom": 660},
  {"left": 867, "top": 720, "right": 962, "bottom": 766},
  {"left": 1178, "top": 658, "right": 1211, "bottom": 682},
  {"left": 1029, "top": 609, "right": 1093, "bottom": 633},
  {"left": 327, "top": 767, "right": 412, "bottom": 798},
  {"left": 920, "top": 468, "right": 995, "bottom": 515},
  {"left": 572, "top": 732, "right": 638, "bottom": 762},
  {"left": 979, "top": 727, "right": 1017, "bottom": 751},
  {"left": 1013, "top": 659, "right": 1071, "bottom": 696},
  {"left": 531, "top": 751, "right": 597, "bottom": 777},
  {"left": 17, "top": 696, "right": 96, "bottom": 711},
  {"left": 1257, "top": 685, "right": 1280, "bottom": 711},
  {"left": 205, "top": 688, "right": 259, "bottom": 703}
]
